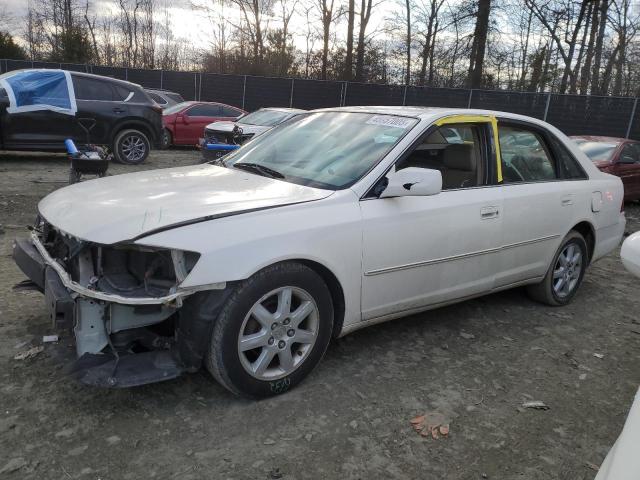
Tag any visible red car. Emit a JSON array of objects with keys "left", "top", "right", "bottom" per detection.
[
  {"left": 161, "top": 101, "right": 245, "bottom": 148},
  {"left": 571, "top": 135, "right": 640, "bottom": 201}
]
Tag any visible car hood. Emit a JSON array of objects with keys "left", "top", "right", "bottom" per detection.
[
  {"left": 204, "top": 121, "right": 271, "bottom": 136},
  {"left": 38, "top": 164, "right": 333, "bottom": 245}
]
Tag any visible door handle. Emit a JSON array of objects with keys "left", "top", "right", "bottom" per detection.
[
  {"left": 561, "top": 194, "right": 575, "bottom": 206},
  {"left": 113, "top": 108, "right": 126, "bottom": 114},
  {"left": 480, "top": 206, "right": 500, "bottom": 219}
]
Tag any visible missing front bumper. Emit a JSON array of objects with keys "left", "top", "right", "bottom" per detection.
[{"left": 12, "top": 236, "right": 188, "bottom": 387}]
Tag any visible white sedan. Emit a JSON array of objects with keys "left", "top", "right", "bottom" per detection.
[{"left": 13, "top": 106, "right": 625, "bottom": 397}]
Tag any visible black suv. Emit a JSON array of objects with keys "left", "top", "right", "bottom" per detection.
[{"left": 0, "top": 70, "right": 162, "bottom": 164}]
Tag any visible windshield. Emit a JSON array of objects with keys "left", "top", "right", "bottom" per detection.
[
  {"left": 163, "top": 101, "right": 194, "bottom": 115},
  {"left": 224, "top": 112, "right": 418, "bottom": 190},
  {"left": 573, "top": 139, "right": 619, "bottom": 163},
  {"left": 240, "top": 109, "right": 296, "bottom": 126}
]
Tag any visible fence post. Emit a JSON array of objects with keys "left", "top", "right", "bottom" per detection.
[
  {"left": 125, "top": 68, "right": 128, "bottom": 81},
  {"left": 193, "top": 73, "right": 198, "bottom": 100},
  {"left": 160, "top": 70, "right": 163, "bottom": 90},
  {"left": 242, "top": 75, "right": 247, "bottom": 110},
  {"left": 403, "top": 85, "right": 408, "bottom": 106},
  {"left": 543, "top": 93, "right": 552, "bottom": 122},
  {"left": 289, "top": 78, "right": 294, "bottom": 108},
  {"left": 467, "top": 89, "right": 474, "bottom": 108},
  {"left": 198, "top": 73, "right": 202, "bottom": 101},
  {"left": 626, "top": 98, "right": 638, "bottom": 139},
  {"left": 342, "top": 82, "right": 348, "bottom": 106}
]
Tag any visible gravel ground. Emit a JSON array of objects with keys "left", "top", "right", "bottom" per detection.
[{"left": 0, "top": 148, "right": 638, "bottom": 480}]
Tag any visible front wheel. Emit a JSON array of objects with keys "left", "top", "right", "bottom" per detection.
[
  {"left": 526, "top": 231, "right": 588, "bottom": 306},
  {"left": 112, "top": 129, "right": 150, "bottom": 165},
  {"left": 205, "top": 262, "right": 334, "bottom": 398}
]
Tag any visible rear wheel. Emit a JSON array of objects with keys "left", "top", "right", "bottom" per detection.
[
  {"left": 526, "top": 231, "right": 588, "bottom": 306},
  {"left": 205, "top": 262, "right": 333, "bottom": 398},
  {"left": 159, "top": 129, "right": 172, "bottom": 150},
  {"left": 113, "top": 129, "right": 150, "bottom": 164}
]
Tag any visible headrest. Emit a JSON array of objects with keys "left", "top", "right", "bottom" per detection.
[{"left": 443, "top": 143, "right": 476, "bottom": 171}]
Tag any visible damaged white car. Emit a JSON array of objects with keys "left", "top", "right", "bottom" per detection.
[{"left": 13, "top": 107, "right": 625, "bottom": 397}]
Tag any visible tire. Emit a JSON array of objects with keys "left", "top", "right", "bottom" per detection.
[
  {"left": 526, "top": 231, "right": 588, "bottom": 306},
  {"left": 112, "top": 129, "right": 150, "bottom": 165},
  {"left": 159, "top": 129, "right": 172, "bottom": 150},
  {"left": 68, "top": 169, "right": 80, "bottom": 184},
  {"left": 205, "top": 262, "right": 334, "bottom": 398}
]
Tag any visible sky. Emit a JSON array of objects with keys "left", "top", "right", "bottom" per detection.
[{"left": 1, "top": 0, "right": 394, "bottom": 53}]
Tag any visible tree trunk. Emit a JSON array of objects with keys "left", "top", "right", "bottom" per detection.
[
  {"left": 354, "top": 0, "right": 372, "bottom": 81},
  {"left": 559, "top": 0, "right": 587, "bottom": 94},
  {"left": 592, "top": 0, "right": 609, "bottom": 94},
  {"left": 518, "top": 9, "right": 533, "bottom": 90},
  {"left": 569, "top": 2, "right": 593, "bottom": 94},
  {"left": 580, "top": 0, "right": 599, "bottom": 94},
  {"left": 468, "top": 0, "right": 491, "bottom": 88},
  {"left": 405, "top": 0, "right": 411, "bottom": 85},
  {"left": 344, "top": 0, "right": 355, "bottom": 80}
]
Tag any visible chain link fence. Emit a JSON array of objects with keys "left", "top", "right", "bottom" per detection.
[{"left": 2, "top": 58, "right": 639, "bottom": 140}]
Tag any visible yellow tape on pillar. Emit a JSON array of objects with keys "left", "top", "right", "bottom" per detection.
[{"left": 434, "top": 114, "right": 503, "bottom": 183}]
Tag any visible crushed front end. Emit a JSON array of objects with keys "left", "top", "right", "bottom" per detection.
[
  {"left": 12, "top": 218, "right": 225, "bottom": 388},
  {"left": 200, "top": 126, "right": 254, "bottom": 162}
]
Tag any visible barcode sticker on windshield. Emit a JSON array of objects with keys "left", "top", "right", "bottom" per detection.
[{"left": 366, "top": 115, "right": 413, "bottom": 129}]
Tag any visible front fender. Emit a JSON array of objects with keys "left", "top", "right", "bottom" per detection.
[{"left": 137, "top": 192, "right": 364, "bottom": 329}]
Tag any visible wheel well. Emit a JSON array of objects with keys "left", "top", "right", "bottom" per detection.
[
  {"left": 572, "top": 221, "right": 595, "bottom": 264},
  {"left": 296, "top": 259, "right": 346, "bottom": 338}
]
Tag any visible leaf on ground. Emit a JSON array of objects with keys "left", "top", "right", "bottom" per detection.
[{"left": 410, "top": 412, "right": 449, "bottom": 439}]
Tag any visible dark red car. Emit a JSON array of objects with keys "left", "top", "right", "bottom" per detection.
[
  {"left": 571, "top": 135, "right": 640, "bottom": 201},
  {"left": 161, "top": 101, "right": 245, "bottom": 148}
]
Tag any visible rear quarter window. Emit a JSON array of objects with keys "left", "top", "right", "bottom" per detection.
[{"left": 548, "top": 135, "right": 588, "bottom": 180}]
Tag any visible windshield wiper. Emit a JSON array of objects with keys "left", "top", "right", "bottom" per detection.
[{"left": 233, "top": 162, "right": 285, "bottom": 179}]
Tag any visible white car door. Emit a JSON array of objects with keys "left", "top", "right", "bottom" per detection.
[
  {"left": 495, "top": 122, "right": 587, "bottom": 286},
  {"left": 359, "top": 120, "right": 504, "bottom": 321}
]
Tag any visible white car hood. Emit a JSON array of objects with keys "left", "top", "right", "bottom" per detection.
[
  {"left": 38, "top": 164, "right": 332, "bottom": 245},
  {"left": 205, "top": 121, "right": 271, "bottom": 136}
]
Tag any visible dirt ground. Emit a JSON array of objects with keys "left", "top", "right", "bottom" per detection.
[{"left": 0, "top": 148, "right": 638, "bottom": 480}]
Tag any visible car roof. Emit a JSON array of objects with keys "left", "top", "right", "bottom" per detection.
[
  {"left": 3, "top": 68, "right": 143, "bottom": 90},
  {"left": 69, "top": 70, "right": 142, "bottom": 90},
  {"left": 309, "top": 106, "right": 551, "bottom": 123},
  {"left": 570, "top": 135, "right": 630, "bottom": 144}
]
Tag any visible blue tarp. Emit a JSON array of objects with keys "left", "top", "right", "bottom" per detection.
[{"left": 0, "top": 69, "right": 77, "bottom": 116}]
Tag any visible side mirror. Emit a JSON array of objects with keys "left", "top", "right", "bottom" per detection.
[
  {"left": 618, "top": 155, "right": 636, "bottom": 164},
  {"left": 379, "top": 167, "right": 442, "bottom": 198},
  {"left": 177, "top": 114, "right": 189, "bottom": 124}
]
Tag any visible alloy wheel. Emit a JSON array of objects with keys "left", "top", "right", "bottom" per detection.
[
  {"left": 121, "top": 134, "right": 146, "bottom": 162},
  {"left": 553, "top": 243, "right": 583, "bottom": 298},
  {"left": 237, "top": 286, "right": 319, "bottom": 380}
]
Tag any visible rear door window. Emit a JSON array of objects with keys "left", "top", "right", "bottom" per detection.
[
  {"left": 187, "top": 104, "right": 222, "bottom": 116},
  {"left": 620, "top": 143, "right": 640, "bottom": 164},
  {"left": 499, "top": 126, "right": 557, "bottom": 183},
  {"left": 222, "top": 106, "right": 243, "bottom": 117},
  {"left": 72, "top": 76, "right": 115, "bottom": 101}
]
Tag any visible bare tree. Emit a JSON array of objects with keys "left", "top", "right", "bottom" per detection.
[{"left": 468, "top": 0, "right": 491, "bottom": 88}]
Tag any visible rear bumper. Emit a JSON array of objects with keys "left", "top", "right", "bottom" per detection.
[{"left": 593, "top": 212, "right": 627, "bottom": 263}]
